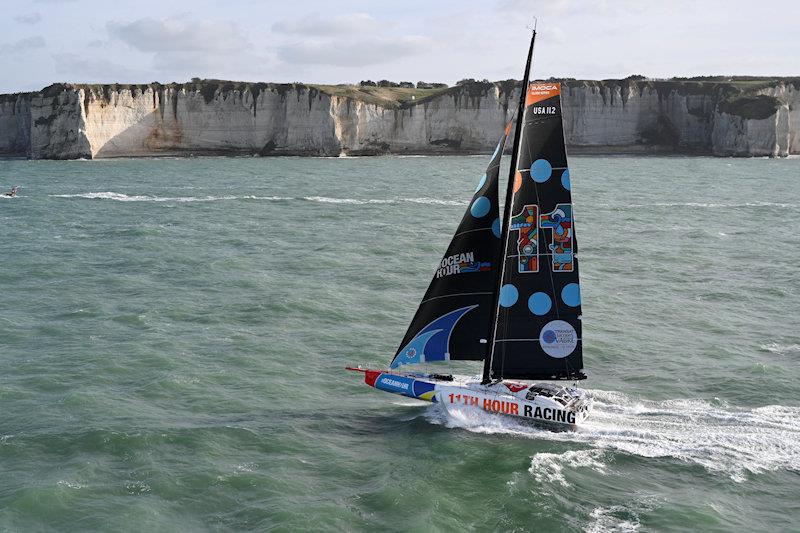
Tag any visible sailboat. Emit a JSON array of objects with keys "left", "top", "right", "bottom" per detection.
[{"left": 347, "top": 29, "right": 592, "bottom": 427}]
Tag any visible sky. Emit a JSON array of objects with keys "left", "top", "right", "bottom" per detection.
[{"left": 1, "top": 0, "right": 797, "bottom": 93}]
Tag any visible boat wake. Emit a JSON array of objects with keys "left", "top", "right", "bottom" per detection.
[
  {"left": 426, "top": 390, "right": 800, "bottom": 482},
  {"left": 49, "top": 192, "right": 293, "bottom": 202},
  {"left": 49, "top": 192, "right": 468, "bottom": 206},
  {"left": 597, "top": 201, "right": 800, "bottom": 210}
]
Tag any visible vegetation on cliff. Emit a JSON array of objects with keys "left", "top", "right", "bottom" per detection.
[
  {"left": 717, "top": 94, "right": 782, "bottom": 120},
  {"left": 4, "top": 76, "right": 796, "bottom": 119}
]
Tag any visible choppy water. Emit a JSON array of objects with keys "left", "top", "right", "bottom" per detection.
[{"left": 1, "top": 155, "right": 799, "bottom": 531}]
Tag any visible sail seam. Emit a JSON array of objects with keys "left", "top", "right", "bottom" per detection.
[
  {"left": 452, "top": 227, "right": 493, "bottom": 238},
  {"left": 495, "top": 338, "right": 582, "bottom": 342},
  {"left": 518, "top": 166, "right": 568, "bottom": 172},
  {"left": 503, "top": 252, "right": 578, "bottom": 258},
  {"left": 420, "top": 291, "right": 493, "bottom": 304}
]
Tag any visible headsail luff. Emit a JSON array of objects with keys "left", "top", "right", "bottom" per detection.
[
  {"left": 390, "top": 125, "right": 512, "bottom": 369},
  {"left": 489, "top": 82, "right": 585, "bottom": 381},
  {"left": 483, "top": 28, "right": 537, "bottom": 384}
]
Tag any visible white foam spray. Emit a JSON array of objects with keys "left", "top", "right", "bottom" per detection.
[
  {"left": 50, "top": 192, "right": 468, "bottom": 206},
  {"left": 426, "top": 390, "right": 800, "bottom": 482}
]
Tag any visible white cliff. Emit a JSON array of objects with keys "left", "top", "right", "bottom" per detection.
[{"left": 0, "top": 78, "right": 797, "bottom": 159}]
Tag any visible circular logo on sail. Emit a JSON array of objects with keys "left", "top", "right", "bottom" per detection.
[{"left": 539, "top": 320, "right": 577, "bottom": 358}]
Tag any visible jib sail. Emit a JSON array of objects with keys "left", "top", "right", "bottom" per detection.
[
  {"left": 489, "top": 83, "right": 585, "bottom": 381},
  {"left": 390, "top": 125, "right": 511, "bottom": 369}
]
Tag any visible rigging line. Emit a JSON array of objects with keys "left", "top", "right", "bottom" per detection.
[
  {"left": 484, "top": 27, "right": 536, "bottom": 384},
  {"left": 504, "top": 252, "right": 575, "bottom": 258},
  {"left": 498, "top": 116, "right": 524, "bottom": 382},
  {"left": 559, "top": 107, "right": 580, "bottom": 379},
  {"left": 501, "top": 113, "right": 532, "bottom": 382},
  {"left": 518, "top": 166, "right": 568, "bottom": 172},
  {"left": 452, "top": 227, "right": 493, "bottom": 238},
  {"left": 495, "top": 337, "right": 583, "bottom": 342},
  {"left": 419, "top": 291, "right": 493, "bottom": 304}
]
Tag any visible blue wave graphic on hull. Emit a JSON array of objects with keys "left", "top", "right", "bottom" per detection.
[{"left": 391, "top": 306, "right": 477, "bottom": 369}]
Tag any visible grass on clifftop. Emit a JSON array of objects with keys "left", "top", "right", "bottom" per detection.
[
  {"left": 310, "top": 85, "right": 451, "bottom": 107},
  {"left": 6, "top": 77, "right": 797, "bottom": 116}
]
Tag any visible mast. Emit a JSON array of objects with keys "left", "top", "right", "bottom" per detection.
[{"left": 482, "top": 28, "right": 537, "bottom": 384}]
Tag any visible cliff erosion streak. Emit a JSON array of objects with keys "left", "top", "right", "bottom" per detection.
[{"left": 0, "top": 79, "right": 797, "bottom": 159}]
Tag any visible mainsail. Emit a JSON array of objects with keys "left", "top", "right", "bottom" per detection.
[
  {"left": 390, "top": 125, "right": 511, "bottom": 369},
  {"left": 488, "top": 82, "right": 585, "bottom": 380}
]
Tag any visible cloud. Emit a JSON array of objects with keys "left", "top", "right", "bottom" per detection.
[
  {"left": 86, "top": 38, "right": 112, "bottom": 48},
  {"left": 272, "top": 12, "right": 427, "bottom": 69},
  {"left": 272, "top": 13, "right": 380, "bottom": 36},
  {"left": 14, "top": 12, "right": 42, "bottom": 25},
  {"left": 277, "top": 35, "right": 432, "bottom": 67},
  {"left": 52, "top": 53, "right": 147, "bottom": 81},
  {"left": 496, "top": 0, "right": 649, "bottom": 16},
  {"left": 150, "top": 50, "right": 273, "bottom": 77},
  {"left": 0, "top": 36, "right": 46, "bottom": 54},
  {"left": 107, "top": 17, "right": 245, "bottom": 53},
  {"left": 103, "top": 17, "right": 269, "bottom": 80}
]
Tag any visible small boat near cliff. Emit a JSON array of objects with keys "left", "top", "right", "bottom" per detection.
[{"left": 348, "top": 29, "right": 592, "bottom": 427}]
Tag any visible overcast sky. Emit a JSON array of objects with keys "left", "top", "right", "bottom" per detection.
[{"left": 1, "top": 0, "right": 797, "bottom": 93}]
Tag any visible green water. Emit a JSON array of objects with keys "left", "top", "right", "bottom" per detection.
[{"left": 1, "top": 155, "right": 798, "bottom": 531}]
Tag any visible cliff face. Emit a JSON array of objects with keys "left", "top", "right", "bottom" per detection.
[
  {"left": 0, "top": 95, "right": 31, "bottom": 157},
  {"left": 78, "top": 85, "right": 340, "bottom": 158},
  {"left": 1, "top": 79, "right": 797, "bottom": 159}
]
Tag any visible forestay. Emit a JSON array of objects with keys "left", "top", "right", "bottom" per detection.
[{"left": 390, "top": 124, "right": 511, "bottom": 369}]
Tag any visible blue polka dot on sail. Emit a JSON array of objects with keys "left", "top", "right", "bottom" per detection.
[
  {"left": 491, "top": 217, "right": 501, "bottom": 238},
  {"left": 528, "top": 292, "right": 552, "bottom": 316},
  {"left": 470, "top": 196, "right": 491, "bottom": 218},
  {"left": 561, "top": 169, "right": 571, "bottom": 190},
  {"left": 561, "top": 283, "right": 581, "bottom": 307},
  {"left": 531, "top": 159, "right": 552, "bottom": 183},
  {"left": 475, "top": 173, "right": 487, "bottom": 193},
  {"left": 499, "top": 284, "right": 518, "bottom": 307}
]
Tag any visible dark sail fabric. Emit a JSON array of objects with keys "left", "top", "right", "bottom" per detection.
[
  {"left": 390, "top": 125, "right": 511, "bottom": 369},
  {"left": 490, "top": 83, "right": 585, "bottom": 380}
]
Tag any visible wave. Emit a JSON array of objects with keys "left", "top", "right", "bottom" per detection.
[
  {"left": 760, "top": 343, "right": 800, "bottom": 355},
  {"left": 301, "top": 196, "right": 394, "bottom": 205},
  {"left": 585, "top": 500, "right": 653, "bottom": 533},
  {"left": 50, "top": 192, "right": 295, "bottom": 202},
  {"left": 528, "top": 449, "right": 606, "bottom": 487},
  {"left": 50, "top": 192, "right": 467, "bottom": 206},
  {"left": 598, "top": 201, "right": 799, "bottom": 209},
  {"left": 404, "top": 197, "right": 469, "bottom": 206},
  {"left": 427, "top": 390, "right": 800, "bottom": 482}
]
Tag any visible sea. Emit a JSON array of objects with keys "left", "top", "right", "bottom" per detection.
[{"left": 1, "top": 155, "right": 798, "bottom": 531}]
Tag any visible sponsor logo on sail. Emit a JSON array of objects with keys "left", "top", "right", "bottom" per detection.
[
  {"left": 529, "top": 84, "right": 559, "bottom": 91},
  {"left": 435, "top": 251, "right": 490, "bottom": 278},
  {"left": 539, "top": 319, "right": 578, "bottom": 358},
  {"left": 525, "top": 83, "right": 561, "bottom": 107}
]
